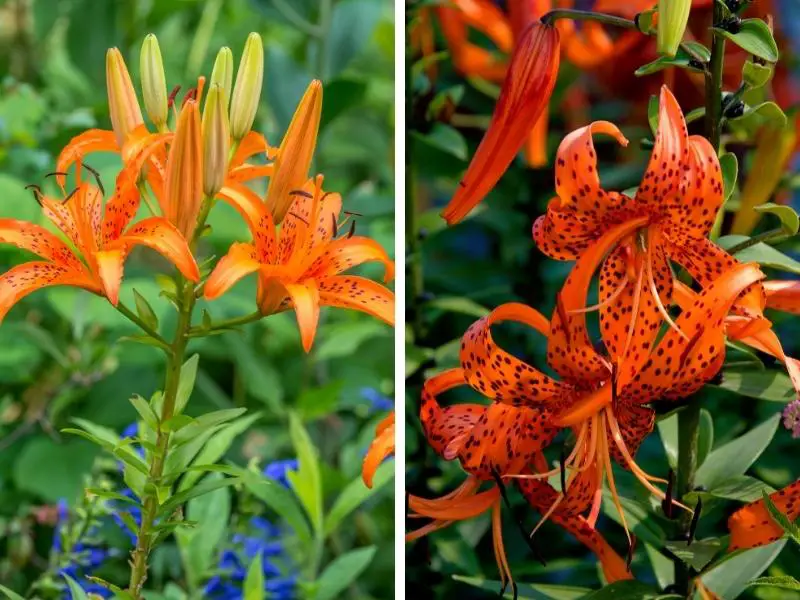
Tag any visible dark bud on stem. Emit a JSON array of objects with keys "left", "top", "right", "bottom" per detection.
[
  {"left": 661, "top": 469, "right": 676, "bottom": 519},
  {"left": 719, "top": 16, "right": 742, "bottom": 34},
  {"left": 724, "top": 99, "right": 746, "bottom": 119},
  {"left": 687, "top": 497, "right": 703, "bottom": 545}
]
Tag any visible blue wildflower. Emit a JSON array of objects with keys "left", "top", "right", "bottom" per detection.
[
  {"left": 263, "top": 459, "right": 299, "bottom": 489},
  {"left": 360, "top": 388, "right": 393, "bottom": 413}
]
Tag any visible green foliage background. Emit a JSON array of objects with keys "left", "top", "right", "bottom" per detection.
[{"left": 0, "top": 0, "right": 395, "bottom": 597}]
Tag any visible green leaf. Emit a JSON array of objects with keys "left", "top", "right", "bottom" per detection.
[
  {"left": 453, "top": 575, "right": 590, "bottom": 599},
  {"left": 733, "top": 101, "right": 788, "bottom": 128},
  {"left": 313, "top": 546, "right": 377, "bottom": 600},
  {"left": 63, "top": 428, "right": 148, "bottom": 475},
  {"left": 719, "top": 235, "right": 800, "bottom": 274},
  {"left": 85, "top": 488, "right": 142, "bottom": 506},
  {"left": 719, "top": 152, "right": 738, "bottom": 203},
  {"left": 325, "top": 461, "right": 393, "bottom": 536},
  {"left": 324, "top": 0, "right": 382, "bottom": 78},
  {"left": 664, "top": 538, "right": 721, "bottom": 571},
  {"left": 243, "top": 552, "right": 265, "bottom": 600},
  {"left": 713, "top": 19, "right": 779, "bottom": 62},
  {"left": 130, "top": 395, "right": 159, "bottom": 431},
  {"left": 0, "top": 584, "right": 27, "bottom": 600},
  {"left": 157, "top": 475, "right": 241, "bottom": 517},
  {"left": 699, "top": 540, "right": 786, "bottom": 599},
  {"left": 412, "top": 123, "right": 468, "bottom": 160},
  {"left": 162, "top": 414, "right": 197, "bottom": 432},
  {"left": 226, "top": 336, "right": 284, "bottom": 414},
  {"left": 239, "top": 469, "right": 312, "bottom": 544},
  {"left": 762, "top": 490, "right": 800, "bottom": 544},
  {"left": 175, "top": 354, "right": 199, "bottom": 415},
  {"left": 63, "top": 574, "right": 90, "bottom": 599},
  {"left": 648, "top": 95, "right": 659, "bottom": 137},
  {"left": 715, "top": 368, "right": 794, "bottom": 402},
  {"left": 657, "top": 412, "right": 678, "bottom": 469},
  {"left": 695, "top": 414, "right": 780, "bottom": 490},
  {"left": 686, "top": 475, "right": 774, "bottom": 504},
  {"left": 133, "top": 288, "right": 159, "bottom": 330},
  {"left": 287, "top": 413, "right": 324, "bottom": 533},
  {"left": 320, "top": 78, "right": 368, "bottom": 129},
  {"left": 577, "top": 580, "right": 663, "bottom": 599},
  {"left": 635, "top": 42, "right": 710, "bottom": 76},
  {"left": 743, "top": 59, "right": 773, "bottom": 89},
  {"left": 697, "top": 408, "right": 714, "bottom": 467},
  {"left": 13, "top": 437, "right": 99, "bottom": 503},
  {"left": 754, "top": 203, "right": 800, "bottom": 235},
  {"left": 296, "top": 381, "right": 344, "bottom": 421},
  {"left": 748, "top": 576, "right": 800, "bottom": 591},
  {"left": 425, "top": 296, "right": 490, "bottom": 318},
  {"left": 176, "top": 473, "right": 231, "bottom": 590}
]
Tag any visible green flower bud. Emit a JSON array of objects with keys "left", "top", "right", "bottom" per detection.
[
  {"left": 140, "top": 34, "right": 168, "bottom": 128},
  {"left": 106, "top": 48, "right": 144, "bottom": 146},
  {"left": 657, "top": 0, "right": 692, "bottom": 58},
  {"left": 229, "top": 33, "right": 264, "bottom": 140},
  {"left": 211, "top": 46, "right": 234, "bottom": 111},
  {"left": 202, "top": 84, "right": 231, "bottom": 198}
]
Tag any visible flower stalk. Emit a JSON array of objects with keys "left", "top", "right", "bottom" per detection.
[{"left": 675, "top": 402, "right": 701, "bottom": 594}]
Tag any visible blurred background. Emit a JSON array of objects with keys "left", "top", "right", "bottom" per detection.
[
  {"left": 405, "top": 1, "right": 800, "bottom": 598},
  {"left": 0, "top": 0, "right": 394, "bottom": 598}
]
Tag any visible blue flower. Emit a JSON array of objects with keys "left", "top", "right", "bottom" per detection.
[
  {"left": 263, "top": 459, "right": 298, "bottom": 489},
  {"left": 360, "top": 388, "right": 393, "bottom": 413}
]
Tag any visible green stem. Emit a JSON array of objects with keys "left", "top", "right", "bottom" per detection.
[
  {"left": 540, "top": 9, "right": 635, "bottom": 29},
  {"left": 705, "top": 3, "right": 727, "bottom": 150},
  {"left": 271, "top": 0, "right": 322, "bottom": 38},
  {"left": 314, "top": 0, "right": 333, "bottom": 79},
  {"left": 675, "top": 402, "right": 701, "bottom": 595},
  {"left": 725, "top": 227, "right": 788, "bottom": 255},
  {"left": 407, "top": 44, "right": 425, "bottom": 342},
  {"left": 116, "top": 301, "right": 171, "bottom": 350},
  {"left": 187, "top": 310, "right": 263, "bottom": 337}
]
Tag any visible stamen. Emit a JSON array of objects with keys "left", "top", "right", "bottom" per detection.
[
  {"left": 289, "top": 189, "right": 314, "bottom": 198},
  {"left": 331, "top": 213, "right": 338, "bottom": 237},
  {"left": 626, "top": 533, "right": 637, "bottom": 569},
  {"left": 344, "top": 210, "right": 363, "bottom": 217},
  {"left": 687, "top": 497, "right": 702, "bottom": 545},
  {"left": 560, "top": 447, "right": 568, "bottom": 497},
  {"left": 556, "top": 293, "right": 572, "bottom": 345},
  {"left": 530, "top": 494, "right": 563, "bottom": 538},
  {"left": 568, "top": 276, "right": 628, "bottom": 314},
  {"left": 491, "top": 469, "right": 546, "bottom": 565},
  {"left": 167, "top": 85, "right": 181, "bottom": 108},
  {"left": 286, "top": 212, "right": 310, "bottom": 227},
  {"left": 586, "top": 488, "right": 603, "bottom": 529},
  {"left": 62, "top": 188, "right": 79, "bottom": 204},
  {"left": 646, "top": 232, "right": 688, "bottom": 341},
  {"left": 347, "top": 219, "right": 357, "bottom": 238},
  {"left": 82, "top": 163, "right": 105, "bottom": 196},
  {"left": 44, "top": 171, "right": 69, "bottom": 179},
  {"left": 598, "top": 412, "right": 632, "bottom": 546},
  {"left": 662, "top": 469, "right": 675, "bottom": 519},
  {"left": 621, "top": 258, "right": 646, "bottom": 361},
  {"left": 24, "top": 184, "right": 43, "bottom": 205}
]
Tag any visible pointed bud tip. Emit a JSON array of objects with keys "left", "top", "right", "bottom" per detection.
[
  {"left": 230, "top": 33, "right": 265, "bottom": 140},
  {"left": 140, "top": 33, "right": 168, "bottom": 127}
]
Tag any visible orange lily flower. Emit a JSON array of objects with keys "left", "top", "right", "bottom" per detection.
[
  {"left": 0, "top": 163, "right": 199, "bottom": 320},
  {"left": 362, "top": 412, "right": 395, "bottom": 488},
  {"left": 203, "top": 175, "right": 394, "bottom": 352},
  {"left": 408, "top": 368, "right": 631, "bottom": 586},
  {"left": 728, "top": 479, "right": 800, "bottom": 551}
]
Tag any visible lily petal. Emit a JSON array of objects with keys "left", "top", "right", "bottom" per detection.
[
  {"left": 95, "top": 248, "right": 126, "bottom": 306},
  {"left": 204, "top": 243, "right": 262, "bottom": 300},
  {"left": 284, "top": 281, "right": 321, "bottom": 352},
  {"left": 303, "top": 236, "right": 394, "bottom": 282},
  {"left": 118, "top": 216, "right": 200, "bottom": 282},
  {"left": 317, "top": 275, "right": 394, "bottom": 325},
  {"left": 0, "top": 219, "right": 81, "bottom": 267},
  {"left": 728, "top": 479, "right": 800, "bottom": 551},
  {"left": 420, "top": 368, "right": 484, "bottom": 459},
  {"left": 230, "top": 131, "right": 277, "bottom": 168},
  {"left": 362, "top": 412, "right": 395, "bottom": 488},
  {"left": 218, "top": 184, "right": 277, "bottom": 262},
  {"left": 0, "top": 262, "right": 98, "bottom": 322},
  {"left": 55, "top": 129, "right": 118, "bottom": 188},
  {"left": 667, "top": 135, "right": 723, "bottom": 239}
]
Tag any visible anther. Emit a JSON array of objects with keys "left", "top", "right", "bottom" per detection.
[
  {"left": 289, "top": 189, "right": 314, "bottom": 199},
  {"left": 491, "top": 469, "right": 546, "bottom": 567},
  {"left": 626, "top": 533, "right": 637, "bottom": 569},
  {"left": 661, "top": 469, "right": 676, "bottom": 519},
  {"left": 559, "top": 448, "right": 568, "bottom": 498},
  {"left": 331, "top": 213, "right": 338, "bottom": 237},
  {"left": 167, "top": 85, "right": 182, "bottom": 108},
  {"left": 82, "top": 163, "right": 105, "bottom": 196},
  {"left": 687, "top": 497, "right": 702, "bottom": 545},
  {"left": 346, "top": 220, "right": 356, "bottom": 239},
  {"left": 24, "top": 184, "right": 43, "bottom": 205},
  {"left": 62, "top": 187, "right": 79, "bottom": 204}
]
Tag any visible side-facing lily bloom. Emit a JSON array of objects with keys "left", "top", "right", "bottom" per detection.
[
  {"left": 727, "top": 479, "right": 800, "bottom": 551},
  {"left": 441, "top": 20, "right": 560, "bottom": 224},
  {"left": 0, "top": 163, "right": 199, "bottom": 320},
  {"left": 204, "top": 175, "right": 394, "bottom": 351},
  {"left": 458, "top": 221, "right": 765, "bottom": 542},
  {"left": 533, "top": 85, "right": 769, "bottom": 372},
  {"left": 407, "top": 368, "right": 631, "bottom": 586},
  {"left": 362, "top": 412, "right": 395, "bottom": 488}
]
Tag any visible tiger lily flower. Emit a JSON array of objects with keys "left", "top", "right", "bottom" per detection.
[
  {"left": 533, "top": 85, "right": 769, "bottom": 372},
  {"left": 204, "top": 175, "right": 394, "bottom": 352},
  {"left": 408, "top": 369, "right": 630, "bottom": 586},
  {"left": 457, "top": 222, "right": 765, "bottom": 543},
  {"left": 0, "top": 164, "right": 199, "bottom": 320},
  {"left": 362, "top": 412, "right": 395, "bottom": 488},
  {"left": 727, "top": 479, "right": 800, "bottom": 551}
]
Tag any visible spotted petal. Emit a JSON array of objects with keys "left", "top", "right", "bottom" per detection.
[
  {"left": 317, "top": 275, "right": 394, "bottom": 326},
  {"left": 0, "top": 262, "right": 98, "bottom": 322}
]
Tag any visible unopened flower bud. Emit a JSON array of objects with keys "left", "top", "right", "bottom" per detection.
[
  {"left": 266, "top": 80, "right": 322, "bottom": 223},
  {"left": 230, "top": 33, "right": 264, "bottom": 140},
  {"left": 211, "top": 47, "right": 234, "bottom": 111},
  {"left": 164, "top": 100, "right": 203, "bottom": 238},
  {"left": 441, "top": 22, "right": 560, "bottom": 224},
  {"left": 202, "top": 84, "right": 230, "bottom": 198},
  {"left": 657, "top": 0, "right": 692, "bottom": 58},
  {"left": 140, "top": 34, "right": 168, "bottom": 128},
  {"left": 106, "top": 48, "right": 144, "bottom": 147}
]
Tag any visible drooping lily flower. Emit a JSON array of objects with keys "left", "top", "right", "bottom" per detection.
[
  {"left": 727, "top": 479, "right": 800, "bottom": 551},
  {"left": 407, "top": 368, "right": 631, "bottom": 586},
  {"left": 458, "top": 224, "right": 765, "bottom": 542},
  {"left": 204, "top": 175, "right": 394, "bottom": 351},
  {"left": 0, "top": 163, "right": 199, "bottom": 320},
  {"left": 362, "top": 412, "right": 395, "bottom": 488}
]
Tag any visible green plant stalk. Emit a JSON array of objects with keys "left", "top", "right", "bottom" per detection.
[
  {"left": 127, "top": 198, "right": 213, "bottom": 597},
  {"left": 675, "top": 402, "right": 701, "bottom": 595},
  {"left": 705, "top": 3, "right": 726, "bottom": 151}
]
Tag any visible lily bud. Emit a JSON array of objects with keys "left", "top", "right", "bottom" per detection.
[
  {"left": 211, "top": 46, "right": 234, "bottom": 111},
  {"left": 441, "top": 22, "right": 560, "bottom": 225},
  {"left": 202, "top": 84, "right": 230, "bottom": 198},
  {"left": 265, "top": 80, "right": 322, "bottom": 223},
  {"left": 140, "top": 34, "right": 168, "bottom": 129},
  {"left": 230, "top": 33, "right": 264, "bottom": 140},
  {"left": 657, "top": 0, "right": 692, "bottom": 58},
  {"left": 106, "top": 48, "right": 144, "bottom": 147},
  {"left": 164, "top": 100, "right": 203, "bottom": 239}
]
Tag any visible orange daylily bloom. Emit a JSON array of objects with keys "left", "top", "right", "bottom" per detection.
[
  {"left": 441, "top": 21, "right": 560, "bottom": 224},
  {"left": 728, "top": 479, "right": 800, "bottom": 551},
  {"left": 204, "top": 175, "right": 394, "bottom": 352},
  {"left": 362, "top": 412, "right": 395, "bottom": 488},
  {"left": 0, "top": 164, "right": 199, "bottom": 320},
  {"left": 408, "top": 368, "right": 631, "bottom": 586}
]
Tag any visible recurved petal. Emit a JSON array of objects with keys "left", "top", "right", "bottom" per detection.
[
  {"left": 218, "top": 184, "right": 277, "bottom": 262},
  {"left": 0, "top": 219, "right": 80, "bottom": 266},
  {"left": 303, "top": 236, "right": 394, "bottom": 282},
  {"left": 0, "top": 262, "right": 98, "bottom": 322},
  {"left": 449, "top": 0, "right": 513, "bottom": 52},
  {"left": 95, "top": 248, "right": 126, "bottom": 306},
  {"left": 55, "top": 129, "right": 118, "bottom": 188},
  {"left": 229, "top": 131, "right": 277, "bottom": 168},
  {"left": 765, "top": 280, "right": 800, "bottom": 315},
  {"left": 460, "top": 302, "right": 566, "bottom": 407},
  {"left": 420, "top": 368, "right": 484, "bottom": 460},
  {"left": 204, "top": 242, "right": 262, "bottom": 300},
  {"left": 441, "top": 21, "right": 560, "bottom": 224},
  {"left": 728, "top": 479, "right": 800, "bottom": 551},
  {"left": 317, "top": 275, "right": 394, "bottom": 325},
  {"left": 227, "top": 164, "right": 274, "bottom": 184},
  {"left": 607, "top": 403, "right": 655, "bottom": 468},
  {"left": 117, "top": 217, "right": 200, "bottom": 282},
  {"left": 635, "top": 86, "right": 688, "bottom": 209},
  {"left": 284, "top": 281, "right": 321, "bottom": 352},
  {"left": 554, "top": 121, "right": 628, "bottom": 211},
  {"left": 362, "top": 413, "right": 395, "bottom": 488}
]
